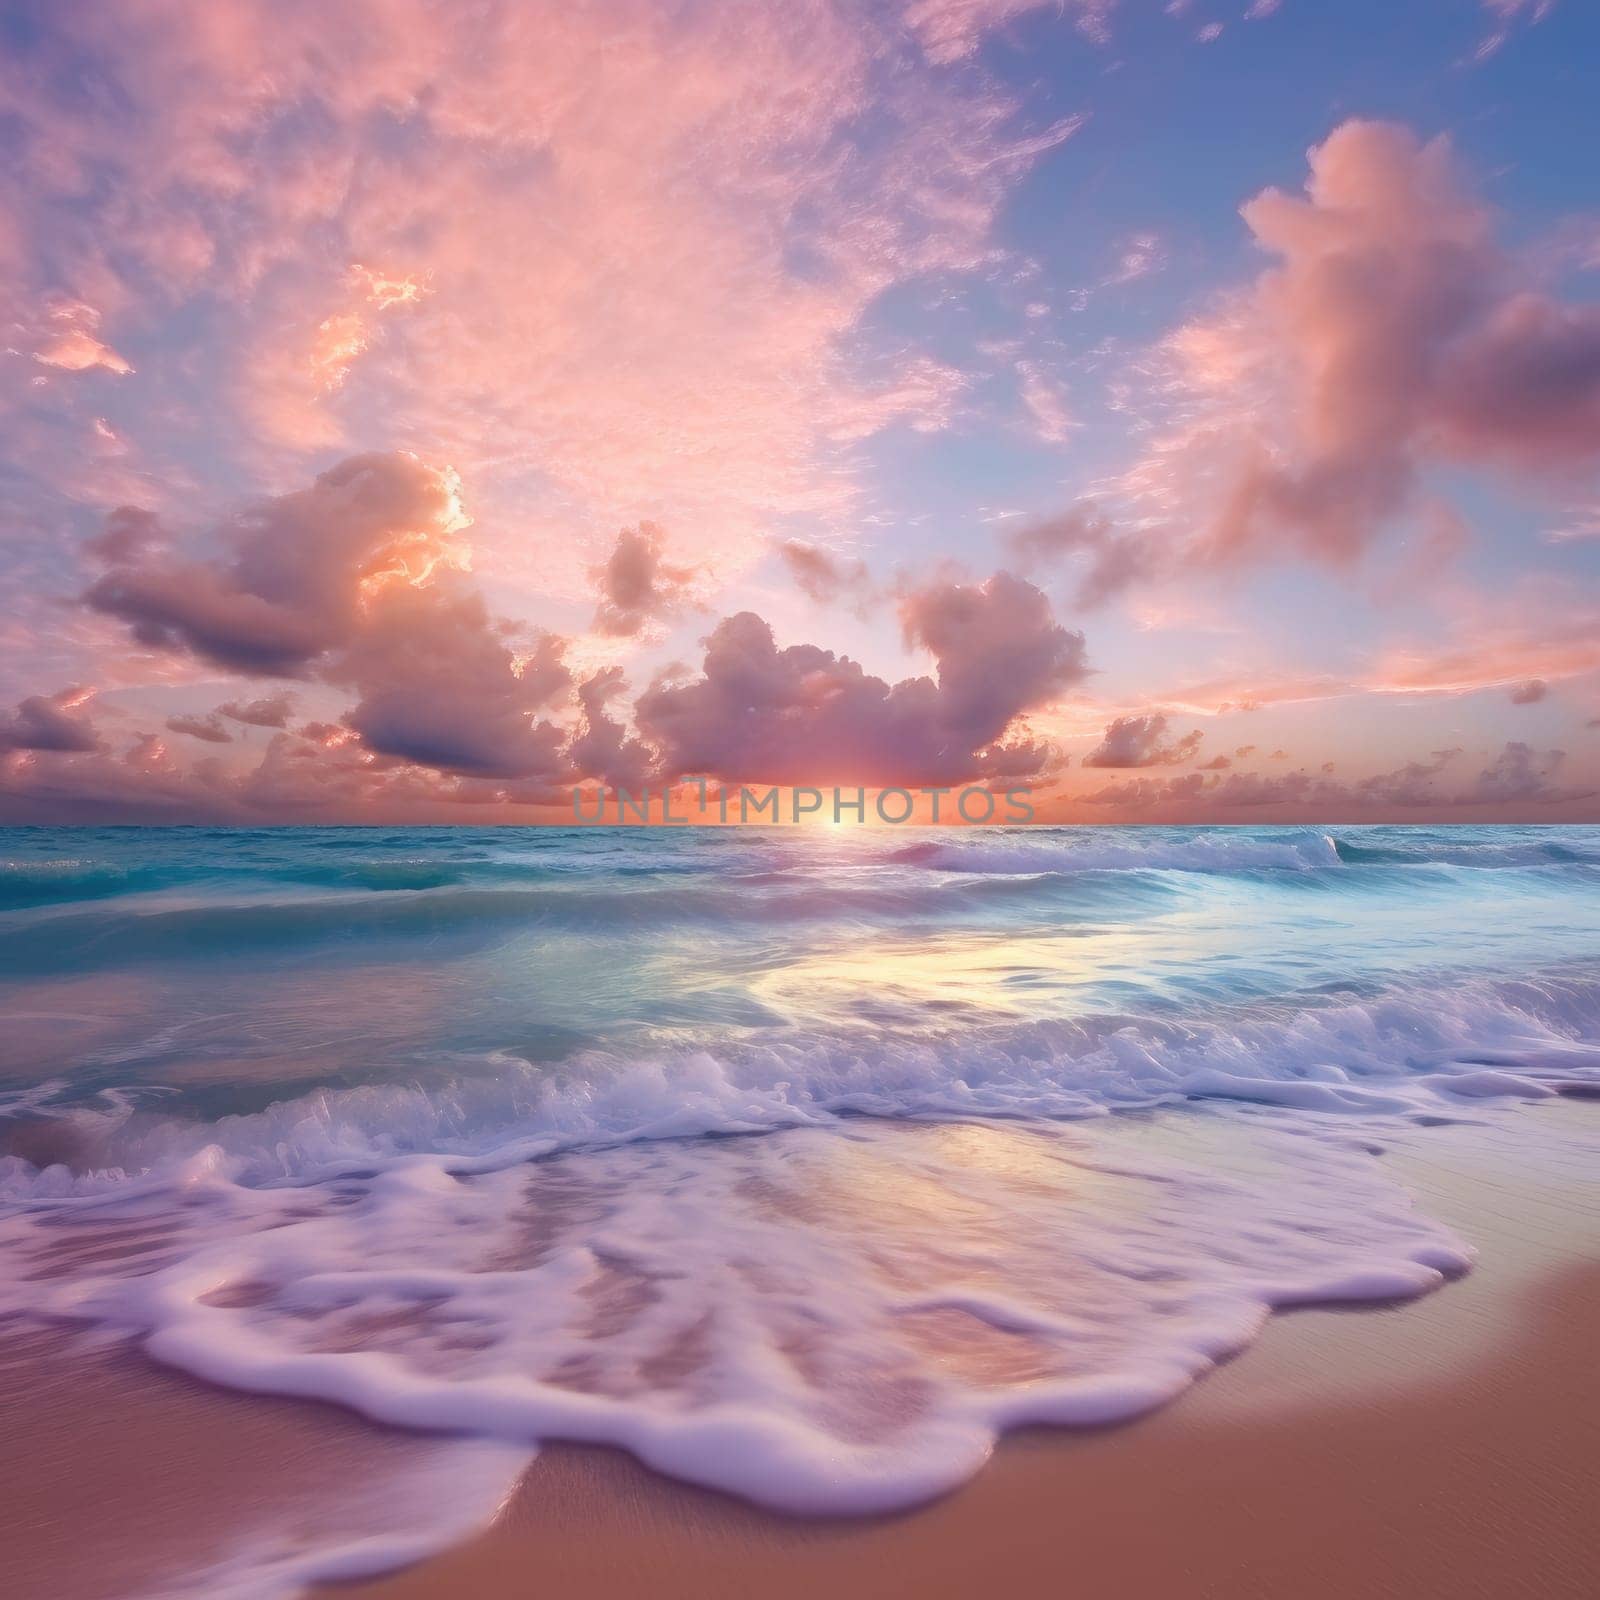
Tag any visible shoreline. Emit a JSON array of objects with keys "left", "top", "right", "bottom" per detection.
[
  {"left": 328, "top": 1100, "right": 1600, "bottom": 1600},
  {"left": 1, "top": 1102, "right": 1596, "bottom": 1600}
]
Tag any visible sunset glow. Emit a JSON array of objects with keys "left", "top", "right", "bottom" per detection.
[{"left": 2, "top": 0, "right": 1597, "bottom": 822}]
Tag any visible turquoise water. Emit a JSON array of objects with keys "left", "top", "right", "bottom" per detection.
[
  {"left": 1, "top": 824, "right": 1598, "bottom": 1536},
  {"left": 3, "top": 824, "right": 1599, "bottom": 1142}
]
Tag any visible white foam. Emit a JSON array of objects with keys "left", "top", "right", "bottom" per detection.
[
  {"left": 0, "top": 1114, "right": 1472, "bottom": 1520},
  {"left": 4, "top": 969, "right": 1596, "bottom": 1203},
  {"left": 1, "top": 967, "right": 1596, "bottom": 1590}
]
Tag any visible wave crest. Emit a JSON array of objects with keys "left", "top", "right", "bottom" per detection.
[{"left": 888, "top": 830, "right": 1343, "bottom": 875}]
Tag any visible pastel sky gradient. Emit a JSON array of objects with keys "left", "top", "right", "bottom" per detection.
[{"left": 3, "top": 0, "right": 1599, "bottom": 822}]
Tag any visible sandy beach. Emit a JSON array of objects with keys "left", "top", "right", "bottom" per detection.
[
  {"left": 2, "top": 1101, "right": 1595, "bottom": 1600},
  {"left": 327, "top": 1101, "right": 1600, "bottom": 1600}
]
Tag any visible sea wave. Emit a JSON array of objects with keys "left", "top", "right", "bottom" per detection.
[
  {"left": 887, "top": 830, "right": 1344, "bottom": 875},
  {"left": 1330, "top": 833, "right": 1600, "bottom": 867},
  {"left": 0, "top": 872, "right": 1160, "bottom": 973},
  {"left": 0, "top": 854, "right": 560, "bottom": 911},
  {"left": 0, "top": 1077, "right": 1476, "bottom": 1518},
  {"left": 6, "top": 965, "right": 1597, "bottom": 1202},
  {"left": 3, "top": 823, "right": 1599, "bottom": 1536}
]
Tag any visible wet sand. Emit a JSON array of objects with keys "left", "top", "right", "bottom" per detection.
[
  {"left": 2, "top": 1103, "right": 1597, "bottom": 1600},
  {"left": 338, "top": 1268, "right": 1600, "bottom": 1600},
  {"left": 334, "top": 1103, "right": 1600, "bottom": 1600},
  {"left": 0, "top": 1324, "right": 520, "bottom": 1600}
]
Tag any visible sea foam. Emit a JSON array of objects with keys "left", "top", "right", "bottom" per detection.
[
  {"left": 2, "top": 1110, "right": 1471, "bottom": 1521},
  {"left": 2, "top": 822, "right": 1598, "bottom": 1590},
  {"left": 0, "top": 969, "right": 1591, "bottom": 1524},
  {"left": 4, "top": 966, "right": 1596, "bottom": 1200}
]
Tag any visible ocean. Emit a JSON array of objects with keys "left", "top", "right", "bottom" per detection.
[{"left": 3, "top": 824, "right": 1599, "bottom": 1586}]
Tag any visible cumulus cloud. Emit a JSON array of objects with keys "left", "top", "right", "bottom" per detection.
[
  {"left": 332, "top": 585, "right": 572, "bottom": 778},
  {"left": 900, "top": 570, "right": 1087, "bottom": 744},
  {"left": 219, "top": 693, "right": 297, "bottom": 728},
  {"left": 1082, "top": 713, "right": 1203, "bottom": 768},
  {"left": 0, "top": 687, "right": 100, "bottom": 754},
  {"left": 81, "top": 452, "right": 586, "bottom": 781},
  {"left": 1104, "top": 119, "right": 1600, "bottom": 587},
  {"left": 1081, "top": 746, "right": 1463, "bottom": 812},
  {"left": 591, "top": 525, "right": 694, "bottom": 637},
  {"left": 1080, "top": 771, "right": 1209, "bottom": 809},
  {"left": 778, "top": 541, "right": 872, "bottom": 607},
  {"left": 1509, "top": 678, "right": 1548, "bottom": 704},
  {"left": 0, "top": 700, "right": 582, "bottom": 825},
  {"left": 85, "top": 453, "right": 471, "bottom": 675},
  {"left": 86, "top": 506, "right": 164, "bottom": 565},
  {"left": 0, "top": 715, "right": 478, "bottom": 825},
  {"left": 1464, "top": 740, "right": 1591, "bottom": 805},
  {"left": 1074, "top": 741, "right": 1598, "bottom": 816},
  {"left": 1357, "top": 748, "right": 1461, "bottom": 805},
  {"left": 164, "top": 713, "right": 232, "bottom": 744},
  {"left": 0, "top": 744, "right": 220, "bottom": 824},
  {"left": 636, "top": 572, "right": 1086, "bottom": 786},
  {"left": 567, "top": 669, "right": 654, "bottom": 793},
  {"left": 1004, "top": 504, "right": 1147, "bottom": 608}
]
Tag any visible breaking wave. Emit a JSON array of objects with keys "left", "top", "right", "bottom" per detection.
[{"left": 1, "top": 821, "right": 1597, "bottom": 1579}]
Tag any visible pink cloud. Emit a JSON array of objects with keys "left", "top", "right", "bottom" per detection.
[
  {"left": 635, "top": 572, "right": 1086, "bottom": 786},
  {"left": 1152, "top": 670, "right": 1353, "bottom": 717},
  {"left": 0, "top": 687, "right": 101, "bottom": 754},
  {"left": 1102, "top": 120, "right": 1600, "bottom": 588},
  {"left": 218, "top": 692, "right": 296, "bottom": 728},
  {"left": 1016, "top": 362, "right": 1075, "bottom": 444},
  {"left": 85, "top": 453, "right": 471, "bottom": 676},
  {"left": 1082, "top": 713, "right": 1203, "bottom": 768},
  {"left": 58, "top": 455, "right": 1098, "bottom": 801},
  {"left": 1004, "top": 504, "right": 1149, "bottom": 608},
  {"left": 2, "top": 0, "right": 1084, "bottom": 611},
  {"left": 904, "top": 0, "right": 1116, "bottom": 61},
  {"left": 331, "top": 584, "right": 572, "bottom": 779},
  {"left": 85, "top": 506, "right": 164, "bottom": 565},
  {"left": 79, "top": 452, "right": 588, "bottom": 783},
  {"left": 591, "top": 525, "right": 695, "bottom": 638},
  {"left": 1070, "top": 740, "right": 1597, "bottom": 818},
  {"left": 567, "top": 669, "right": 654, "bottom": 793},
  {"left": 1370, "top": 610, "right": 1600, "bottom": 698},
  {"left": 1465, "top": 740, "right": 1588, "bottom": 804},
  {"left": 778, "top": 541, "right": 873, "bottom": 608},
  {"left": 1076, "top": 746, "right": 1471, "bottom": 815},
  {"left": 164, "top": 712, "right": 232, "bottom": 743},
  {"left": 1136, "top": 593, "right": 1600, "bottom": 727},
  {"left": 29, "top": 301, "right": 132, "bottom": 376}
]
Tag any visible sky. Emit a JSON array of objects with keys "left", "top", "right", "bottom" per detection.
[{"left": 2, "top": 0, "right": 1598, "bottom": 824}]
